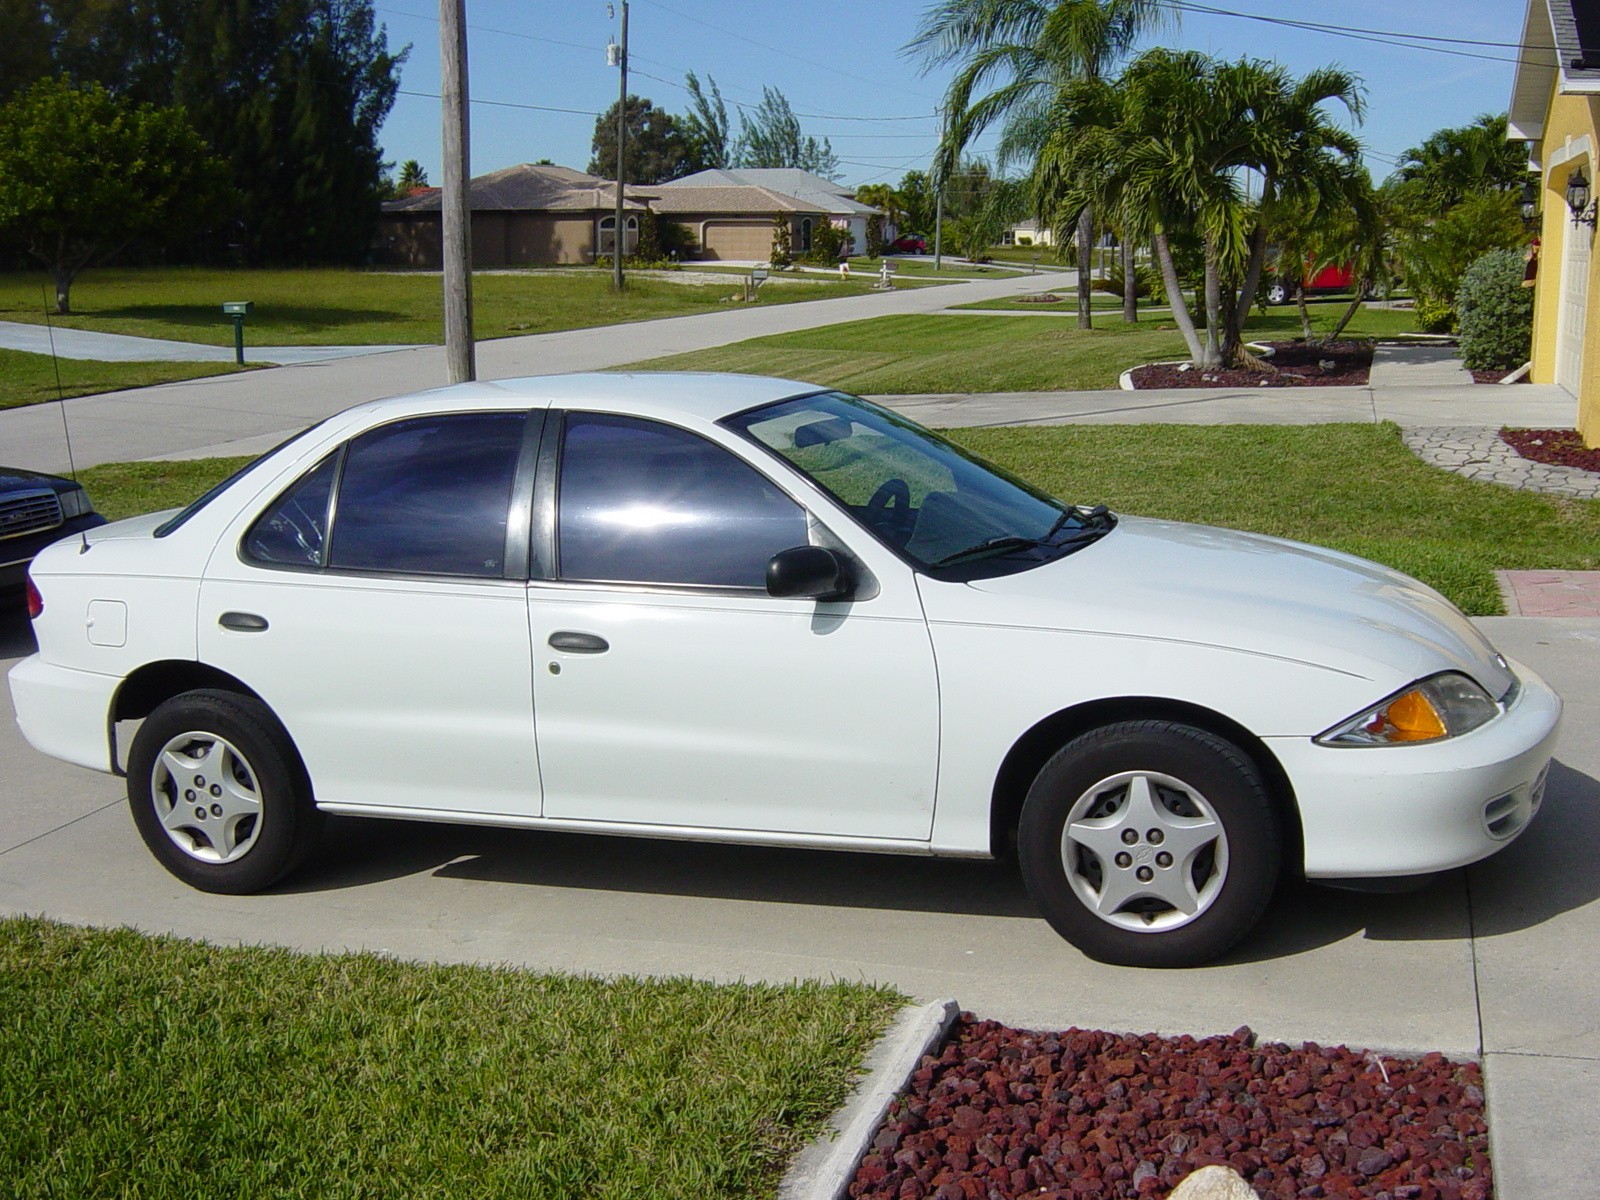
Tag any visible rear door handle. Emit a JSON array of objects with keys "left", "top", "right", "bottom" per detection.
[
  {"left": 547, "top": 631, "right": 609, "bottom": 654},
  {"left": 218, "top": 611, "right": 269, "bottom": 632}
]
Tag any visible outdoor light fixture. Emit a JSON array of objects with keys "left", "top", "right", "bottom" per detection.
[
  {"left": 1566, "top": 167, "right": 1597, "bottom": 227},
  {"left": 1520, "top": 179, "right": 1539, "bottom": 225}
]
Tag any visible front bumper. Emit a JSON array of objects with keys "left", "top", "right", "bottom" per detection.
[
  {"left": 7, "top": 653, "right": 120, "bottom": 774},
  {"left": 1269, "top": 657, "right": 1562, "bottom": 878}
]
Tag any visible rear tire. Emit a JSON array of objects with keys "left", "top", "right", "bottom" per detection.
[
  {"left": 1017, "top": 720, "right": 1280, "bottom": 967},
  {"left": 127, "top": 689, "right": 319, "bottom": 894}
]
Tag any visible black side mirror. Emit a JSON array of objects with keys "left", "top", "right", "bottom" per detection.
[{"left": 766, "top": 545, "right": 855, "bottom": 601}]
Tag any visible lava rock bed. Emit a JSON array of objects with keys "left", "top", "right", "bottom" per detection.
[
  {"left": 1469, "top": 369, "right": 1530, "bottom": 385},
  {"left": 848, "top": 1017, "right": 1490, "bottom": 1200},
  {"left": 1500, "top": 427, "right": 1600, "bottom": 474},
  {"left": 1128, "top": 340, "right": 1373, "bottom": 389}
]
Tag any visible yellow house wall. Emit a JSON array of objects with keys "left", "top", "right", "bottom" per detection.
[{"left": 1530, "top": 90, "right": 1600, "bottom": 444}]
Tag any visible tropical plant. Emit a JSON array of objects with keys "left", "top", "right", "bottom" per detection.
[
  {"left": 395, "top": 159, "right": 428, "bottom": 191},
  {"left": 1390, "top": 190, "right": 1526, "bottom": 329},
  {"left": 855, "top": 184, "right": 906, "bottom": 231},
  {"left": 906, "top": 0, "right": 1169, "bottom": 329},
  {"left": 1391, "top": 113, "right": 1529, "bottom": 214},
  {"left": 0, "top": 78, "right": 230, "bottom": 313},
  {"left": 864, "top": 214, "right": 885, "bottom": 258},
  {"left": 770, "top": 213, "right": 793, "bottom": 269},
  {"left": 1032, "top": 49, "right": 1364, "bottom": 366}
]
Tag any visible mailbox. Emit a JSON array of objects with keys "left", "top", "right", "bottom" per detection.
[{"left": 222, "top": 300, "right": 253, "bottom": 364}]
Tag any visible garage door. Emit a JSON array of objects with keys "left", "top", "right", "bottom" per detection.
[
  {"left": 701, "top": 221, "right": 774, "bottom": 261},
  {"left": 1556, "top": 215, "right": 1591, "bottom": 394}
]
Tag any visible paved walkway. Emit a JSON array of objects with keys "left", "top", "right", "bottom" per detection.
[{"left": 0, "top": 318, "right": 425, "bottom": 365}]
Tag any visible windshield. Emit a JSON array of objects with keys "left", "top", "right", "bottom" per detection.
[{"left": 725, "top": 392, "right": 1111, "bottom": 575}]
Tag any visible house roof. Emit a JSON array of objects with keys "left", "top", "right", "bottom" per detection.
[
  {"left": 1509, "top": 0, "right": 1600, "bottom": 143},
  {"left": 647, "top": 186, "right": 823, "bottom": 215},
  {"left": 383, "top": 163, "right": 649, "bottom": 214},
  {"left": 660, "top": 168, "right": 879, "bottom": 216}
]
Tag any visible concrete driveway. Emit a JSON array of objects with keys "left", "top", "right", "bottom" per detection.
[{"left": 2, "top": 607, "right": 1596, "bottom": 1199}]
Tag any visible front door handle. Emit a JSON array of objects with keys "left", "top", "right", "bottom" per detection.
[
  {"left": 548, "top": 631, "right": 609, "bottom": 654},
  {"left": 218, "top": 611, "right": 269, "bottom": 632}
]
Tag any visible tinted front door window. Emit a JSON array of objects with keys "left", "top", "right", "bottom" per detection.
[
  {"left": 557, "top": 413, "right": 807, "bottom": 588},
  {"left": 329, "top": 412, "right": 527, "bottom": 577}
]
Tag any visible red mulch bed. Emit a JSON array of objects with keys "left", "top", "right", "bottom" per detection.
[
  {"left": 1129, "top": 341, "right": 1373, "bottom": 389},
  {"left": 849, "top": 1018, "right": 1490, "bottom": 1200},
  {"left": 1500, "top": 428, "right": 1600, "bottom": 473},
  {"left": 1470, "top": 369, "right": 1530, "bottom": 385}
]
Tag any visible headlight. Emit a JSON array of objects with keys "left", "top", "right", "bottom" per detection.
[
  {"left": 58, "top": 488, "right": 94, "bottom": 519},
  {"left": 1316, "top": 672, "right": 1500, "bottom": 747}
]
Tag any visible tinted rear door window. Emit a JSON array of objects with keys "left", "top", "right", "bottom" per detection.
[{"left": 329, "top": 412, "right": 528, "bottom": 578}]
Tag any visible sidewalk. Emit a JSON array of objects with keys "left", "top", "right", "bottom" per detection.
[{"left": 0, "top": 318, "right": 425, "bottom": 365}]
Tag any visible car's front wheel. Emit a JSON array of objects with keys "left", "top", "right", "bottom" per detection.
[
  {"left": 1265, "top": 282, "right": 1292, "bottom": 305},
  {"left": 127, "top": 689, "right": 319, "bottom": 893},
  {"left": 1017, "top": 720, "right": 1281, "bottom": 967}
]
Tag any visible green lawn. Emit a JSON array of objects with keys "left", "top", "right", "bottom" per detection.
[
  {"left": 0, "top": 267, "right": 886, "bottom": 347},
  {"left": 952, "top": 296, "right": 1419, "bottom": 339},
  {"left": 948, "top": 423, "right": 1600, "bottom": 615},
  {"left": 0, "top": 348, "right": 245, "bottom": 410},
  {"left": 843, "top": 257, "right": 1009, "bottom": 279},
  {"left": 620, "top": 313, "right": 1190, "bottom": 393},
  {"left": 0, "top": 918, "right": 901, "bottom": 1200},
  {"left": 955, "top": 292, "right": 1159, "bottom": 312},
  {"left": 620, "top": 303, "right": 1420, "bottom": 392},
  {"left": 80, "top": 425, "right": 1600, "bottom": 616}
]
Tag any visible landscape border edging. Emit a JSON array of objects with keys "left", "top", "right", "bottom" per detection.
[{"left": 778, "top": 997, "right": 960, "bottom": 1200}]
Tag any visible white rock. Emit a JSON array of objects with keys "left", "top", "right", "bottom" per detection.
[{"left": 1167, "top": 1164, "right": 1262, "bottom": 1200}]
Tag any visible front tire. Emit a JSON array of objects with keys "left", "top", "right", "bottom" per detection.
[
  {"left": 127, "top": 689, "right": 319, "bottom": 894},
  {"left": 1265, "top": 282, "right": 1291, "bottom": 305},
  {"left": 1017, "top": 721, "right": 1280, "bottom": 967}
]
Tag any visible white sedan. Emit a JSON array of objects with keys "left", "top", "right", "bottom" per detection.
[{"left": 8, "top": 374, "right": 1561, "bottom": 967}]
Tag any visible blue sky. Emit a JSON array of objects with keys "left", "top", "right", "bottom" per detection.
[{"left": 371, "top": 0, "right": 1528, "bottom": 191}]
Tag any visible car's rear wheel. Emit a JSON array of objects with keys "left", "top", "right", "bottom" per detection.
[
  {"left": 127, "top": 689, "right": 319, "bottom": 893},
  {"left": 1017, "top": 720, "right": 1280, "bottom": 967},
  {"left": 1265, "top": 282, "right": 1292, "bottom": 305}
]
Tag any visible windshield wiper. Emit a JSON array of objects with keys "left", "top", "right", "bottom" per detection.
[{"left": 931, "top": 535, "right": 1044, "bottom": 567}]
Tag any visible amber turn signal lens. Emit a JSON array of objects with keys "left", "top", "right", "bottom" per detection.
[{"left": 1378, "top": 690, "right": 1448, "bottom": 742}]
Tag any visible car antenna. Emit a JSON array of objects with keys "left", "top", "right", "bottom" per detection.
[{"left": 40, "top": 285, "right": 89, "bottom": 553}]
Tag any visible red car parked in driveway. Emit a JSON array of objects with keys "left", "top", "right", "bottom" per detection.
[{"left": 889, "top": 235, "right": 927, "bottom": 254}]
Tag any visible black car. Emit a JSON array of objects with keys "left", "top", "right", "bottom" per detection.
[{"left": 1, "top": 467, "right": 107, "bottom": 594}]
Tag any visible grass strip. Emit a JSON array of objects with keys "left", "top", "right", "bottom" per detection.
[
  {"left": 78, "top": 425, "right": 1600, "bottom": 616},
  {"left": 0, "top": 348, "right": 244, "bottom": 410},
  {"left": 0, "top": 917, "right": 902, "bottom": 1200},
  {"left": 0, "top": 267, "right": 888, "bottom": 348}
]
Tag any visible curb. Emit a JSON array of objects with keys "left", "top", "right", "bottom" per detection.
[{"left": 778, "top": 997, "right": 960, "bottom": 1200}]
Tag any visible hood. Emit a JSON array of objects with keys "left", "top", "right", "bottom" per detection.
[
  {"left": 946, "top": 516, "right": 1513, "bottom": 696},
  {"left": 0, "top": 465, "right": 78, "bottom": 493}
]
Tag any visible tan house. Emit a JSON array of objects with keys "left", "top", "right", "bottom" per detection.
[
  {"left": 1510, "top": 0, "right": 1600, "bottom": 443},
  {"left": 377, "top": 164, "right": 647, "bottom": 268},
  {"left": 658, "top": 168, "right": 883, "bottom": 256},
  {"left": 646, "top": 185, "right": 824, "bottom": 260}
]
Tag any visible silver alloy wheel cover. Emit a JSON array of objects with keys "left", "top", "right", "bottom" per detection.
[
  {"left": 1059, "top": 769, "right": 1229, "bottom": 933},
  {"left": 149, "top": 730, "right": 265, "bottom": 864}
]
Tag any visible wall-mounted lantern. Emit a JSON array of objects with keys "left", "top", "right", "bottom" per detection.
[{"left": 1565, "top": 167, "right": 1597, "bottom": 227}]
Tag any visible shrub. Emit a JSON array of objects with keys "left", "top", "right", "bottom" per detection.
[
  {"left": 1456, "top": 248, "right": 1534, "bottom": 369},
  {"left": 865, "top": 214, "right": 883, "bottom": 259},
  {"left": 1413, "top": 296, "right": 1455, "bottom": 334},
  {"left": 770, "top": 214, "right": 792, "bottom": 269},
  {"left": 1096, "top": 260, "right": 1163, "bottom": 302},
  {"left": 804, "top": 220, "right": 849, "bottom": 265}
]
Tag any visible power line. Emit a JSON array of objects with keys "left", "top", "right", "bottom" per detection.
[
  {"left": 396, "top": 87, "right": 598, "bottom": 118},
  {"left": 1156, "top": 0, "right": 1549, "bottom": 70}
]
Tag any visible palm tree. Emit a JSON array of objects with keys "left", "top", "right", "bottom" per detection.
[
  {"left": 1393, "top": 113, "right": 1528, "bottom": 214},
  {"left": 1034, "top": 50, "right": 1365, "bottom": 366},
  {"left": 395, "top": 159, "right": 428, "bottom": 194},
  {"left": 906, "top": 0, "right": 1168, "bottom": 329}
]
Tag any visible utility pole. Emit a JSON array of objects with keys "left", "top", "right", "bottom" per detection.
[
  {"left": 610, "top": 1, "right": 629, "bottom": 291},
  {"left": 439, "top": 0, "right": 474, "bottom": 381}
]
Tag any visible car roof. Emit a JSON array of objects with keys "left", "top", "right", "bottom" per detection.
[{"left": 342, "top": 372, "right": 828, "bottom": 426}]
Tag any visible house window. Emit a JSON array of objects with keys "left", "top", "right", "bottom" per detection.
[
  {"left": 598, "top": 214, "right": 639, "bottom": 256},
  {"left": 799, "top": 217, "right": 813, "bottom": 253}
]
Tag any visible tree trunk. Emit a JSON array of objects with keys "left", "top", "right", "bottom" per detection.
[
  {"left": 1202, "top": 240, "right": 1222, "bottom": 369},
  {"left": 1296, "top": 289, "right": 1314, "bottom": 341},
  {"left": 1076, "top": 206, "right": 1093, "bottom": 330},
  {"left": 1327, "top": 289, "right": 1365, "bottom": 341},
  {"left": 53, "top": 263, "right": 72, "bottom": 315},
  {"left": 1121, "top": 236, "right": 1136, "bottom": 323},
  {"left": 1153, "top": 232, "right": 1204, "bottom": 365}
]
